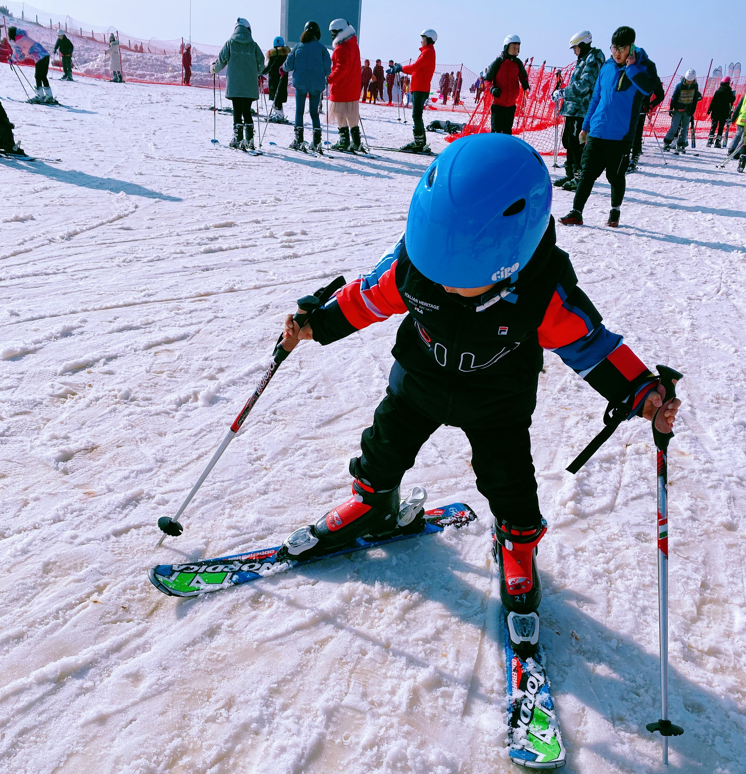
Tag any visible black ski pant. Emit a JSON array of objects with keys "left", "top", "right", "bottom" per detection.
[
  {"left": 561, "top": 115, "right": 584, "bottom": 173},
  {"left": 411, "top": 90, "right": 429, "bottom": 136},
  {"left": 490, "top": 104, "right": 517, "bottom": 134},
  {"left": 35, "top": 56, "right": 50, "bottom": 88},
  {"left": 352, "top": 379, "right": 542, "bottom": 531},
  {"left": 573, "top": 136, "right": 631, "bottom": 213},
  {"left": 231, "top": 97, "right": 254, "bottom": 126},
  {"left": 632, "top": 111, "right": 646, "bottom": 157},
  {"left": 709, "top": 118, "right": 727, "bottom": 140},
  {"left": 0, "top": 101, "right": 16, "bottom": 150},
  {"left": 62, "top": 55, "right": 73, "bottom": 78}
]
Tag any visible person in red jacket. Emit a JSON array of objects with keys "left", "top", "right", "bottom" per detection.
[
  {"left": 182, "top": 43, "right": 192, "bottom": 86},
  {"left": 485, "top": 34, "right": 530, "bottom": 134},
  {"left": 395, "top": 28, "right": 437, "bottom": 153},
  {"left": 328, "top": 19, "right": 366, "bottom": 152}
]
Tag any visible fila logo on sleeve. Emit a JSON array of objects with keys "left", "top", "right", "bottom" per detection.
[{"left": 498, "top": 326, "right": 509, "bottom": 335}]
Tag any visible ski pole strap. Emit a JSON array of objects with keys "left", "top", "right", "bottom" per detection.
[
  {"left": 273, "top": 275, "right": 346, "bottom": 364},
  {"left": 566, "top": 371, "right": 661, "bottom": 474},
  {"left": 652, "top": 365, "right": 683, "bottom": 452}
]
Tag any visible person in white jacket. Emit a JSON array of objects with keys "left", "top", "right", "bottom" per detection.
[{"left": 107, "top": 34, "right": 124, "bottom": 83}]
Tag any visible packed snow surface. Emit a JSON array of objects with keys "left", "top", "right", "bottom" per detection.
[{"left": 1, "top": 69, "right": 745, "bottom": 774}]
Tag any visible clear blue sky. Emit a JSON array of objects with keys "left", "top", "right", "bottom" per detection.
[{"left": 22, "top": 0, "right": 740, "bottom": 77}]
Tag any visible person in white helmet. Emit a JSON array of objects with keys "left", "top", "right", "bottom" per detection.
[
  {"left": 554, "top": 31, "right": 605, "bottom": 190},
  {"left": 54, "top": 29, "right": 75, "bottom": 81},
  {"left": 484, "top": 34, "right": 530, "bottom": 134},
  {"left": 392, "top": 29, "right": 437, "bottom": 152},
  {"left": 327, "top": 19, "right": 365, "bottom": 152},
  {"left": 663, "top": 69, "right": 702, "bottom": 153}
]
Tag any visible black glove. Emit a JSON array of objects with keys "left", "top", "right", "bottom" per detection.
[
  {"left": 490, "top": 85, "right": 502, "bottom": 98},
  {"left": 668, "top": 110, "right": 674, "bottom": 117}
]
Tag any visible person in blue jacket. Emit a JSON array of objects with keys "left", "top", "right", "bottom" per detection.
[
  {"left": 559, "top": 26, "right": 658, "bottom": 229},
  {"left": 283, "top": 20, "right": 331, "bottom": 152}
]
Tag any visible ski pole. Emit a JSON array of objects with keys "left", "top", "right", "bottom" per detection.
[
  {"left": 359, "top": 116, "right": 370, "bottom": 150},
  {"left": 646, "top": 365, "right": 685, "bottom": 766},
  {"left": 211, "top": 74, "right": 218, "bottom": 144},
  {"left": 155, "top": 276, "right": 346, "bottom": 546},
  {"left": 10, "top": 63, "right": 31, "bottom": 99},
  {"left": 646, "top": 115, "right": 668, "bottom": 166}
]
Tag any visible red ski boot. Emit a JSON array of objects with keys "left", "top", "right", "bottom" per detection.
[
  {"left": 493, "top": 518, "right": 547, "bottom": 656},
  {"left": 280, "top": 480, "right": 423, "bottom": 560}
]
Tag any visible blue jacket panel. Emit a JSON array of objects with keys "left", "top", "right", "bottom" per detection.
[
  {"left": 583, "top": 48, "right": 658, "bottom": 142},
  {"left": 284, "top": 39, "right": 331, "bottom": 94}
]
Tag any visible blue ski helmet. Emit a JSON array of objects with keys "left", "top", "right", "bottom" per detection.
[
  {"left": 405, "top": 134, "right": 552, "bottom": 288},
  {"left": 273, "top": 36, "right": 285, "bottom": 47}
]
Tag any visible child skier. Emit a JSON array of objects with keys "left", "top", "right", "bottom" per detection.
[
  {"left": 278, "top": 133, "right": 680, "bottom": 655},
  {"left": 263, "top": 36, "right": 291, "bottom": 122}
]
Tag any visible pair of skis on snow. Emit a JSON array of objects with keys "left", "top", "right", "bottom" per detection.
[{"left": 149, "top": 500, "right": 566, "bottom": 769}]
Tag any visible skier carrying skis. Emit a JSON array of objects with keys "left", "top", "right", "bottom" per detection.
[
  {"left": 393, "top": 29, "right": 437, "bottom": 152},
  {"left": 554, "top": 30, "right": 605, "bottom": 191},
  {"left": 278, "top": 133, "right": 680, "bottom": 660},
  {"left": 663, "top": 69, "right": 701, "bottom": 153},
  {"left": 54, "top": 30, "right": 74, "bottom": 81},
  {"left": 106, "top": 34, "right": 124, "bottom": 83},
  {"left": 7, "top": 27, "right": 54, "bottom": 103},
  {"left": 707, "top": 77, "right": 735, "bottom": 148},
  {"left": 210, "top": 18, "right": 265, "bottom": 151},
  {"left": 327, "top": 19, "right": 365, "bottom": 153},
  {"left": 282, "top": 20, "right": 331, "bottom": 153},
  {"left": 484, "top": 34, "right": 530, "bottom": 135},
  {"left": 262, "top": 36, "right": 291, "bottom": 122},
  {"left": 560, "top": 26, "right": 659, "bottom": 228},
  {"left": 0, "top": 99, "right": 25, "bottom": 155}
]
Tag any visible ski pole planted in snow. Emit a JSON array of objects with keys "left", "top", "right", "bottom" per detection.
[
  {"left": 211, "top": 74, "right": 217, "bottom": 145},
  {"left": 9, "top": 63, "right": 31, "bottom": 100},
  {"left": 155, "top": 276, "right": 346, "bottom": 546},
  {"left": 646, "top": 365, "right": 684, "bottom": 766}
]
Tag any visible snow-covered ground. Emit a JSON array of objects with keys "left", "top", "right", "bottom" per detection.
[{"left": 1, "top": 68, "right": 745, "bottom": 774}]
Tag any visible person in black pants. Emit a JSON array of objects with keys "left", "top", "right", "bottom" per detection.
[
  {"left": 54, "top": 31, "right": 75, "bottom": 81},
  {"left": 0, "top": 100, "right": 24, "bottom": 155},
  {"left": 629, "top": 66, "right": 664, "bottom": 171},
  {"left": 707, "top": 77, "right": 736, "bottom": 148}
]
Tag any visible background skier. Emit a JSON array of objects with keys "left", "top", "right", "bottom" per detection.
[
  {"left": 328, "top": 19, "right": 365, "bottom": 153},
  {"left": 106, "top": 34, "right": 124, "bottom": 83},
  {"left": 278, "top": 133, "right": 680, "bottom": 666},
  {"left": 210, "top": 18, "right": 264, "bottom": 151},
  {"left": 54, "top": 30, "right": 74, "bottom": 81},
  {"left": 7, "top": 27, "right": 54, "bottom": 103},
  {"left": 559, "top": 26, "right": 658, "bottom": 228},
  {"left": 386, "top": 60, "right": 396, "bottom": 104},
  {"left": 663, "top": 69, "right": 701, "bottom": 152},
  {"left": 484, "top": 34, "right": 530, "bottom": 134},
  {"left": 629, "top": 63, "right": 664, "bottom": 172},
  {"left": 360, "top": 59, "right": 372, "bottom": 101},
  {"left": 182, "top": 43, "right": 191, "bottom": 86},
  {"left": 554, "top": 30, "right": 605, "bottom": 191},
  {"left": 707, "top": 77, "right": 735, "bottom": 148},
  {"left": 263, "top": 36, "right": 291, "bottom": 122},
  {"left": 394, "top": 28, "right": 437, "bottom": 152},
  {"left": 282, "top": 20, "right": 331, "bottom": 152},
  {"left": 373, "top": 59, "right": 385, "bottom": 101}
]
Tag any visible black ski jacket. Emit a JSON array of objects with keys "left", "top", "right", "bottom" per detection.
[
  {"left": 310, "top": 219, "right": 656, "bottom": 418},
  {"left": 53, "top": 35, "right": 74, "bottom": 56},
  {"left": 708, "top": 84, "right": 736, "bottom": 121}
]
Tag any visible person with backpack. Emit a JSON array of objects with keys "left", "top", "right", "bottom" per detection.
[
  {"left": 553, "top": 30, "right": 605, "bottom": 190},
  {"left": 54, "top": 30, "right": 74, "bottom": 81},
  {"left": 210, "top": 18, "right": 265, "bottom": 151},
  {"left": 484, "top": 34, "right": 530, "bottom": 134},
  {"left": 263, "top": 36, "right": 291, "bottom": 122},
  {"left": 707, "top": 77, "right": 736, "bottom": 148},
  {"left": 282, "top": 21, "right": 331, "bottom": 153},
  {"left": 327, "top": 19, "right": 365, "bottom": 153}
]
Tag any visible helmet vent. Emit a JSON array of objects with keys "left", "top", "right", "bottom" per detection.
[
  {"left": 426, "top": 165, "right": 438, "bottom": 187},
  {"left": 503, "top": 199, "right": 526, "bottom": 217}
]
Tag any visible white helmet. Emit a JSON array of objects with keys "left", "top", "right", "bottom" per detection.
[
  {"left": 421, "top": 28, "right": 438, "bottom": 43},
  {"left": 57, "top": 29, "right": 65, "bottom": 37},
  {"left": 329, "top": 18, "right": 347, "bottom": 33},
  {"left": 569, "top": 30, "right": 592, "bottom": 48},
  {"left": 685, "top": 68, "right": 697, "bottom": 80},
  {"left": 504, "top": 34, "right": 521, "bottom": 47}
]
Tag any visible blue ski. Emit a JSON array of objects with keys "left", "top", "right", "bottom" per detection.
[{"left": 149, "top": 502, "right": 477, "bottom": 597}]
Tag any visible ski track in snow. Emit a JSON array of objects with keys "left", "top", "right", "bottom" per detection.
[{"left": 1, "top": 68, "right": 745, "bottom": 774}]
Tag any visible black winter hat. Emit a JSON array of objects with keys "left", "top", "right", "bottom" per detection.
[
  {"left": 8, "top": 26, "right": 17, "bottom": 39},
  {"left": 611, "top": 26, "right": 635, "bottom": 48}
]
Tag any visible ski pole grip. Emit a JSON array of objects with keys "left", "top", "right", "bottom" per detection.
[
  {"left": 652, "top": 365, "right": 683, "bottom": 451},
  {"left": 274, "top": 276, "right": 346, "bottom": 363}
]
